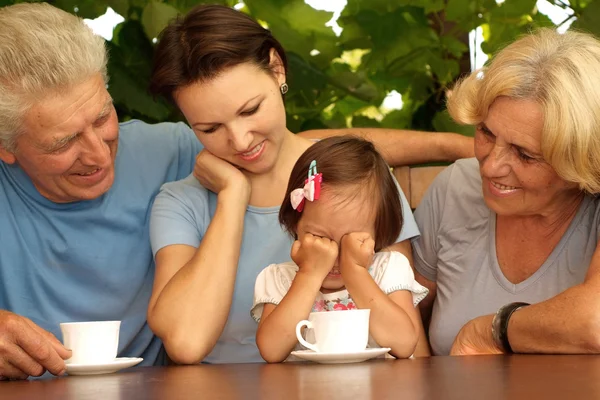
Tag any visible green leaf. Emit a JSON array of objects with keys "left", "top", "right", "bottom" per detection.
[
  {"left": 432, "top": 109, "right": 475, "bottom": 136},
  {"left": 165, "top": 0, "right": 229, "bottom": 13},
  {"left": 342, "top": 0, "right": 404, "bottom": 16},
  {"left": 423, "top": 0, "right": 446, "bottom": 14},
  {"left": 141, "top": 0, "right": 180, "bottom": 41},
  {"left": 445, "top": 0, "right": 473, "bottom": 22},
  {"left": 573, "top": 1, "right": 600, "bottom": 37},
  {"left": 351, "top": 115, "right": 380, "bottom": 128},
  {"left": 245, "top": 0, "right": 339, "bottom": 66},
  {"left": 492, "top": 0, "right": 536, "bottom": 18},
  {"left": 428, "top": 56, "right": 460, "bottom": 84},
  {"left": 53, "top": 0, "right": 108, "bottom": 19},
  {"left": 440, "top": 35, "right": 469, "bottom": 58},
  {"left": 381, "top": 107, "right": 414, "bottom": 130},
  {"left": 105, "top": 0, "right": 129, "bottom": 18},
  {"left": 333, "top": 96, "right": 371, "bottom": 116},
  {"left": 108, "top": 62, "right": 172, "bottom": 121}
]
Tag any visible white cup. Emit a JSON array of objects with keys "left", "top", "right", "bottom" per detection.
[
  {"left": 60, "top": 321, "right": 121, "bottom": 365},
  {"left": 295, "top": 309, "right": 370, "bottom": 353}
]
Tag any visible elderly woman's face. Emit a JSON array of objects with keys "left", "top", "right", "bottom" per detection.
[{"left": 475, "top": 97, "right": 579, "bottom": 217}]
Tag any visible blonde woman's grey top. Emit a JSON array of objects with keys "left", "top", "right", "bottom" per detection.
[{"left": 412, "top": 158, "right": 600, "bottom": 356}]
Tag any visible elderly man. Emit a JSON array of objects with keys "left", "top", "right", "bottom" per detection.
[
  {"left": 0, "top": 3, "right": 472, "bottom": 380},
  {"left": 0, "top": 3, "right": 203, "bottom": 380}
]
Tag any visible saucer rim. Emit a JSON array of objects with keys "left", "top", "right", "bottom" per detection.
[
  {"left": 291, "top": 347, "right": 391, "bottom": 356},
  {"left": 65, "top": 357, "right": 143, "bottom": 368}
]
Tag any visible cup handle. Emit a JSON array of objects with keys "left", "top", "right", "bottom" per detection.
[{"left": 295, "top": 320, "right": 318, "bottom": 352}]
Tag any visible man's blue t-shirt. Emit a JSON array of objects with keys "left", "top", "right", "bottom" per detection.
[{"left": 0, "top": 120, "right": 201, "bottom": 367}]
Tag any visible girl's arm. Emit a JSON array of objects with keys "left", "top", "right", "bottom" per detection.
[
  {"left": 256, "top": 273, "right": 322, "bottom": 363},
  {"left": 386, "top": 242, "right": 431, "bottom": 357},
  {"left": 341, "top": 234, "right": 420, "bottom": 359},
  {"left": 256, "top": 234, "right": 338, "bottom": 363}
]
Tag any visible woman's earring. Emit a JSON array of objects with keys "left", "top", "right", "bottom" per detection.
[{"left": 280, "top": 83, "right": 289, "bottom": 95}]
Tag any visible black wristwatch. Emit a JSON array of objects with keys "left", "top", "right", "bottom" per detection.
[{"left": 491, "top": 302, "right": 530, "bottom": 353}]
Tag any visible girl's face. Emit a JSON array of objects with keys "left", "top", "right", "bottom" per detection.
[
  {"left": 296, "top": 188, "right": 377, "bottom": 293},
  {"left": 174, "top": 57, "right": 289, "bottom": 176}
]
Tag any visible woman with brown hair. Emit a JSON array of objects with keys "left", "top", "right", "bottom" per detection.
[{"left": 146, "top": 5, "right": 437, "bottom": 364}]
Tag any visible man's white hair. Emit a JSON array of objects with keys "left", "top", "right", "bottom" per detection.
[{"left": 0, "top": 3, "right": 107, "bottom": 151}]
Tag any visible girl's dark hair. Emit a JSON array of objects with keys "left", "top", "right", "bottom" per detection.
[
  {"left": 279, "top": 136, "right": 403, "bottom": 252},
  {"left": 149, "top": 4, "right": 288, "bottom": 102}
]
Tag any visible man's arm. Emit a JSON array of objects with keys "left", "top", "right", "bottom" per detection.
[{"left": 298, "top": 128, "right": 474, "bottom": 166}]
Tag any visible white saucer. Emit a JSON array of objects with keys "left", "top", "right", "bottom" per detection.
[
  {"left": 290, "top": 348, "right": 391, "bottom": 364},
  {"left": 65, "top": 357, "right": 143, "bottom": 376}
]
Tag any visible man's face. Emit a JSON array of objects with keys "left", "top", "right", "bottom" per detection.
[{"left": 0, "top": 74, "right": 119, "bottom": 203}]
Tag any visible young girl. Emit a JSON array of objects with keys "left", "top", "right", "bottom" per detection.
[{"left": 252, "top": 136, "right": 429, "bottom": 362}]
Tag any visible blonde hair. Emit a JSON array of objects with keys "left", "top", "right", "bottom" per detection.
[
  {"left": 448, "top": 28, "right": 600, "bottom": 194},
  {"left": 0, "top": 3, "right": 107, "bottom": 151}
]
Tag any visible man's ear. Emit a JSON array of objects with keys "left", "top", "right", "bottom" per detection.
[
  {"left": 268, "top": 48, "right": 286, "bottom": 86},
  {"left": 0, "top": 144, "right": 17, "bottom": 164}
]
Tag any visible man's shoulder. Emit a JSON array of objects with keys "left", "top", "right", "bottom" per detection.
[{"left": 118, "top": 119, "right": 195, "bottom": 143}]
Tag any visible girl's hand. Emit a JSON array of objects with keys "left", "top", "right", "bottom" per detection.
[
  {"left": 291, "top": 233, "right": 338, "bottom": 280},
  {"left": 340, "top": 232, "right": 375, "bottom": 273},
  {"left": 194, "top": 150, "right": 250, "bottom": 202}
]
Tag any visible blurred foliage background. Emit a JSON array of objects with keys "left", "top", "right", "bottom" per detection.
[{"left": 3, "top": 0, "right": 599, "bottom": 136}]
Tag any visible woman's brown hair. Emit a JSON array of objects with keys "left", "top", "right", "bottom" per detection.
[
  {"left": 149, "top": 4, "right": 287, "bottom": 102},
  {"left": 279, "top": 136, "right": 403, "bottom": 252}
]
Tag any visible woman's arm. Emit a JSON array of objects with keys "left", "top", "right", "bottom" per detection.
[
  {"left": 147, "top": 184, "right": 248, "bottom": 364},
  {"left": 298, "top": 128, "right": 474, "bottom": 166},
  {"left": 256, "top": 273, "right": 322, "bottom": 363},
  {"left": 452, "top": 243, "right": 600, "bottom": 355}
]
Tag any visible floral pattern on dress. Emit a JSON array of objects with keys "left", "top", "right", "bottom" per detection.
[{"left": 311, "top": 295, "right": 357, "bottom": 312}]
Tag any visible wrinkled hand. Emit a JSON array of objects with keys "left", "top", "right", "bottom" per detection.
[
  {"left": 339, "top": 232, "right": 375, "bottom": 274},
  {"left": 193, "top": 149, "right": 250, "bottom": 201},
  {"left": 450, "top": 315, "right": 503, "bottom": 356},
  {"left": 0, "top": 311, "right": 71, "bottom": 380},
  {"left": 291, "top": 233, "right": 338, "bottom": 281}
]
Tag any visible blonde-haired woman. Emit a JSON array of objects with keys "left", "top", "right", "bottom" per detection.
[{"left": 413, "top": 28, "right": 600, "bottom": 356}]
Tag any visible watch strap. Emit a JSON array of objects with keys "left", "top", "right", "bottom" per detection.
[{"left": 491, "top": 302, "right": 530, "bottom": 353}]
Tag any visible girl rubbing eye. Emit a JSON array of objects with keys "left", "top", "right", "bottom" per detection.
[{"left": 251, "top": 136, "right": 429, "bottom": 362}]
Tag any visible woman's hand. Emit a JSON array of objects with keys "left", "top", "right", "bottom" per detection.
[
  {"left": 193, "top": 149, "right": 250, "bottom": 201},
  {"left": 450, "top": 315, "right": 503, "bottom": 356},
  {"left": 339, "top": 232, "right": 375, "bottom": 275},
  {"left": 291, "top": 233, "right": 338, "bottom": 281}
]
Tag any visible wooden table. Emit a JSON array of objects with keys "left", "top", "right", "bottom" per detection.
[{"left": 2, "top": 355, "right": 599, "bottom": 400}]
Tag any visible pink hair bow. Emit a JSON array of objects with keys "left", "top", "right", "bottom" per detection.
[{"left": 290, "top": 160, "right": 322, "bottom": 212}]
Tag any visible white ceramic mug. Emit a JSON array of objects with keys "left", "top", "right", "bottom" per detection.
[
  {"left": 60, "top": 321, "right": 121, "bottom": 364},
  {"left": 295, "top": 309, "right": 370, "bottom": 353}
]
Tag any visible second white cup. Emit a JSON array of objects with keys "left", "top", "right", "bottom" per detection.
[
  {"left": 295, "top": 309, "right": 370, "bottom": 353},
  {"left": 60, "top": 320, "right": 121, "bottom": 365}
]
